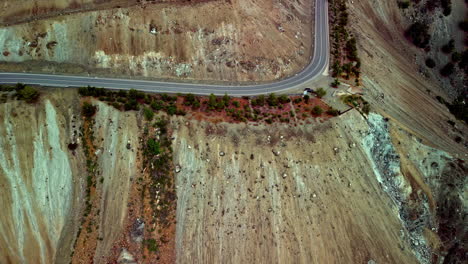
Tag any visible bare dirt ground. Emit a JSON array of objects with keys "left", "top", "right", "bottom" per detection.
[
  {"left": 346, "top": 1, "right": 467, "bottom": 157},
  {"left": 0, "top": 84, "right": 465, "bottom": 263},
  {"left": 171, "top": 111, "right": 420, "bottom": 264},
  {"left": 0, "top": 89, "right": 84, "bottom": 264},
  {"left": 0, "top": 0, "right": 313, "bottom": 82}
]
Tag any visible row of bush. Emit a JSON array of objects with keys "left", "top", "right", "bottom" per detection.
[
  {"left": 79, "top": 86, "right": 337, "bottom": 124},
  {"left": 0, "top": 83, "right": 40, "bottom": 103},
  {"left": 329, "top": 0, "right": 361, "bottom": 83}
]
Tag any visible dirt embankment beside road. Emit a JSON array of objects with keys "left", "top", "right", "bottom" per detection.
[{"left": 0, "top": 0, "right": 313, "bottom": 82}]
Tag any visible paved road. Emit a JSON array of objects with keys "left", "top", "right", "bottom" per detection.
[{"left": 0, "top": 0, "right": 329, "bottom": 96}]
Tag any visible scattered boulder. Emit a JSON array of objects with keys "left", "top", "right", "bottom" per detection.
[
  {"left": 272, "top": 150, "right": 280, "bottom": 156},
  {"left": 117, "top": 248, "right": 137, "bottom": 264},
  {"left": 219, "top": 151, "right": 225, "bottom": 157},
  {"left": 130, "top": 218, "right": 144, "bottom": 243},
  {"left": 175, "top": 165, "right": 181, "bottom": 173}
]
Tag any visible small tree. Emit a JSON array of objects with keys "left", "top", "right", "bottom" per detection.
[
  {"left": 17, "top": 86, "right": 40, "bottom": 103},
  {"left": 166, "top": 104, "right": 177, "bottom": 115},
  {"left": 441, "top": 39, "right": 455, "bottom": 54},
  {"left": 303, "top": 95, "right": 310, "bottom": 103},
  {"left": 440, "top": 62, "right": 455, "bottom": 76},
  {"left": 315, "top": 88, "right": 327, "bottom": 98},
  {"left": 278, "top": 95, "right": 290, "bottom": 104},
  {"left": 146, "top": 139, "right": 161, "bottom": 156},
  {"left": 256, "top": 95, "right": 266, "bottom": 106},
  {"left": 143, "top": 107, "right": 154, "bottom": 121},
  {"left": 405, "top": 22, "right": 431, "bottom": 49},
  {"left": 425, "top": 58, "right": 436, "bottom": 68},
  {"left": 208, "top": 93, "right": 217, "bottom": 110},
  {"left": 223, "top": 93, "right": 231, "bottom": 105},
  {"left": 184, "top": 93, "right": 196, "bottom": 106},
  {"left": 151, "top": 100, "right": 164, "bottom": 111},
  {"left": 331, "top": 78, "right": 340, "bottom": 87},
  {"left": 82, "top": 102, "right": 97, "bottom": 117},
  {"left": 124, "top": 99, "right": 139, "bottom": 111},
  {"left": 267, "top": 93, "right": 279, "bottom": 106},
  {"left": 326, "top": 108, "right": 340, "bottom": 116},
  {"left": 311, "top": 106, "right": 323, "bottom": 115}
]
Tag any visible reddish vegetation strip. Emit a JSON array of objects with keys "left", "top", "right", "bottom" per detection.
[{"left": 71, "top": 105, "right": 101, "bottom": 264}]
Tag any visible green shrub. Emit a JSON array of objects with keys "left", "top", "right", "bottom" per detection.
[
  {"left": 345, "top": 37, "right": 358, "bottom": 61},
  {"left": 425, "top": 58, "right": 436, "bottom": 68},
  {"left": 311, "top": 106, "right": 323, "bottom": 115},
  {"left": 267, "top": 93, "right": 279, "bottom": 106},
  {"left": 151, "top": 100, "right": 164, "bottom": 111},
  {"left": 278, "top": 95, "right": 290, "bottom": 104},
  {"left": 124, "top": 99, "right": 139, "bottom": 111},
  {"left": 166, "top": 104, "right": 177, "bottom": 115},
  {"left": 128, "top": 89, "right": 144, "bottom": 100},
  {"left": 143, "top": 108, "right": 154, "bottom": 121},
  {"left": 223, "top": 93, "right": 231, "bottom": 105},
  {"left": 326, "top": 108, "right": 340, "bottom": 116},
  {"left": 332, "top": 61, "right": 342, "bottom": 77},
  {"left": 184, "top": 93, "right": 196, "bottom": 106},
  {"left": 17, "top": 86, "right": 40, "bottom": 103},
  {"left": 405, "top": 22, "right": 431, "bottom": 48},
  {"left": 82, "top": 102, "right": 97, "bottom": 117},
  {"left": 144, "top": 238, "right": 159, "bottom": 252},
  {"left": 397, "top": 1, "right": 410, "bottom": 9},
  {"left": 440, "top": 62, "right": 455, "bottom": 76},
  {"left": 315, "top": 88, "right": 327, "bottom": 98},
  {"left": 252, "top": 95, "right": 266, "bottom": 106},
  {"left": 332, "top": 78, "right": 341, "bottom": 87},
  {"left": 146, "top": 139, "right": 161, "bottom": 156},
  {"left": 232, "top": 101, "right": 240, "bottom": 108},
  {"left": 207, "top": 93, "right": 217, "bottom": 110},
  {"left": 294, "top": 97, "right": 303, "bottom": 104},
  {"left": 441, "top": 0, "right": 452, "bottom": 16}
]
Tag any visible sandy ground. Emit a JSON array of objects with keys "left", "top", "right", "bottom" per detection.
[
  {"left": 0, "top": 0, "right": 313, "bottom": 82},
  {"left": 171, "top": 111, "right": 420, "bottom": 264}
]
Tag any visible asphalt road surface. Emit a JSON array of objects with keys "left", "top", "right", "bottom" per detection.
[{"left": 0, "top": 0, "right": 329, "bottom": 96}]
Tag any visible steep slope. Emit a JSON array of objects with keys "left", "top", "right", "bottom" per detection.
[
  {"left": 0, "top": 90, "right": 83, "bottom": 264},
  {"left": 172, "top": 111, "right": 419, "bottom": 263},
  {"left": 347, "top": 0, "right": 467, "bottom": 156}
]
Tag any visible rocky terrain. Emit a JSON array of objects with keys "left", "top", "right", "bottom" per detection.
[
  {"left": 0, "top": 88, "right": 465, "bottom": 263},
  {"left": 0, "top": 0, "right": 467, "bottom": 264},
  {"left": 0, "top": 0, "right": 312, "bottom": 82}
]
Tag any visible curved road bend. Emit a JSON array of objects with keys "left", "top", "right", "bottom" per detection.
[{"left": 0, "top": 0, "right": 329, "bottom": 96}]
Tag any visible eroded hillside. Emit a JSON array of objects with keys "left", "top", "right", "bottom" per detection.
[
  {"left": 345, "top": 0, "right": 467, "bottom": 156},
  {"left": 0, "top": 0, "right": 312, "bottom": 81},
  {"left": 0, "top": 89, "right": 465, "bottom": 263},
  {"left": 0, "top": 90, "right": 83, "bottom": 263}
]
